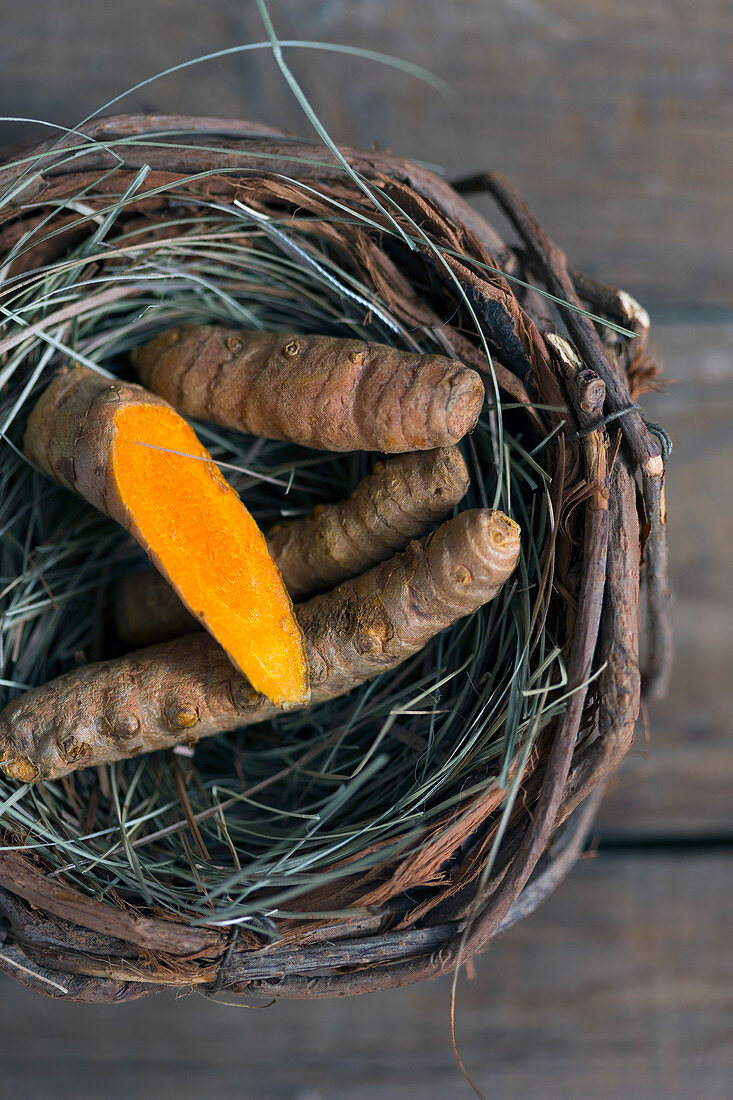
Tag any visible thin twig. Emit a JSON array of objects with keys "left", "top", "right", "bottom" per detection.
[{"left": 453, "top": 171, "right": 672, "bottom": 697}]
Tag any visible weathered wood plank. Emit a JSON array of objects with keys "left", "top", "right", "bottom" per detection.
[
  {"left": 0, "top": 852, "right": 730, "bottom": 1098},
  {"left": 597, "top": 319, "right": 733, "bottom": 837},
  {"left": 0, "top": 9, "right": 729, "bottom": 1095},
  {"left": 2, "top": 0, "right": 732, "bottom": 307}
]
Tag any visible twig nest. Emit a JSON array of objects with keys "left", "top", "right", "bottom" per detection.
[{"left": 0, "top": 116, "right": 669, "bottom": 1002}]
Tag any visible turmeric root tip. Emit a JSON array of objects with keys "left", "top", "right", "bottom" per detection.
[
  {"left": 132, "top": 325, "right": 485, "bottom": 453},
  {"left": 269, "top": 446, "right": 472, "bottom": 598}
]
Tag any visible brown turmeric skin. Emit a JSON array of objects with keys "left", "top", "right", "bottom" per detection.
[
  {"left": 131, "top": 326, "right": 485, "bottom": 453},
  {"left": 0, "top": 509, "right": 520, "bottom": 782},
  {"left": 116, "top": 446, "right": 471, "bottom": 646},
  {"left": 115, "top": 568, "right": 200, "bottom": 648},
  {"left": 23, "top": 366, "right": 308, "bottom": 707},
  {"left": 269, "top": 446, "right": 471, "bottom": 597}
]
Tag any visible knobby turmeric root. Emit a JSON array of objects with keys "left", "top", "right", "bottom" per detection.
[
  {"left": 269, "top": 446, "right": 472, "bottom": 597},
  {"left": 131, "top": 326, "right": 485, "bottom": 453},
  {"left": 23, "top": 366, "right": 308, "bottom": 708},
  {"left": 0, "top": 509, "right": 520, "bottom": 781},
  {"left": 115, "top": 446, "right": 471, "bottom": 646}
]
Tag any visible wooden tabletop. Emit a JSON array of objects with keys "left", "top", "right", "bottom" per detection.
[{"left": 1, "top": 3, "right": 731, "bottom": 1097}]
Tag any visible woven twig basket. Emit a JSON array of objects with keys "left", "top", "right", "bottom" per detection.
[{"left": 0, "top": 116, "right": 670, "bottom": 1002}]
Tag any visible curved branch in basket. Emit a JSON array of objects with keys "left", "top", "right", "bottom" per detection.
[
  {"left": 131, "top": 326, "right": 485, "bottom": 453},
  {"left": 453, "top": 170, "right": 671, "bottom": 699},
  {"left": 559, "top": 453, "right": 641, "bottom": 820},
  {"left": 116, "top": 446, "right": 471, "bottom": 646},
  {"left": 0, "top": 509, "right": 520, "bottom": 782},
  {"left": 0, "top": 115, "right": 508, "bottom": 258},
  {"left": 438, "top": 360, "right": 610, "bottom": 964}
]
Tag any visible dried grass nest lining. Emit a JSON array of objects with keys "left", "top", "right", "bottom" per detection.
[{"left": 0, "top": 118, "right": 666, "bottom": 943}]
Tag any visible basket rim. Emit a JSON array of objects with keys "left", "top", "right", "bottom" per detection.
[{"left": 0, "top": 114, "right": 658, "bottom": 1001}]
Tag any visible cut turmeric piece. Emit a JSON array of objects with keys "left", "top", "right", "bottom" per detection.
[
  {"left": 110, "top": 404, "right": 307, "bottom": 706},
  {"left": 24, "top": 366, "right": 308, "bottom": 707}
]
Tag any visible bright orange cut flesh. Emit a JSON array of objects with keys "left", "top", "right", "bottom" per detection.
[{"left": 110, "top": 404, "right": 309, "bottom": 707}]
